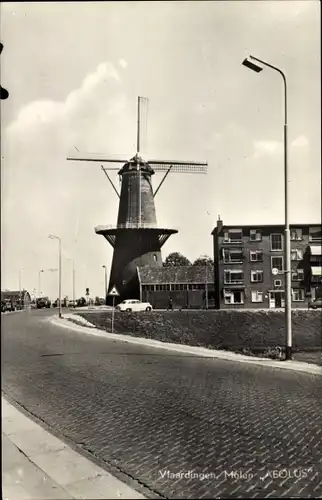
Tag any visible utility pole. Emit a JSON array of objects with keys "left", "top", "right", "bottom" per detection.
[
  {"left": 49, "top": 235, "right": 62, "bottom": 318},
  {"left": 72, "top": 260, "right": 75, "bottom": 305},
  {"left": 102, "top": 265, "right": 108, "bottom": 305},
  {"left": 38, "top": 270, "right": 44, "bottom": 297}
]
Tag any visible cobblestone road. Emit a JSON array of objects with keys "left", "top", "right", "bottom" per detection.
[{"left": 2, "top": 310, "right": 322, "bottom": 498}]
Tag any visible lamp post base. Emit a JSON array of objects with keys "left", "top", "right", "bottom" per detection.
[{"left": 285, "top": 346, "right": 292, "bottom": 360}]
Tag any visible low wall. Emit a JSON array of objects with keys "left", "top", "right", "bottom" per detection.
[{"left": 78, "top": 309, "right": 322, "bottom": 353}]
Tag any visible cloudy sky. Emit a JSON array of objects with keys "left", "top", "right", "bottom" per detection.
[{"left": 1, "top": 1, "right": 320, "bottom": 299}]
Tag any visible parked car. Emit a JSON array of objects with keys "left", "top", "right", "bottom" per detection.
[
  {"left": 76, "top": 297, "right": 86, "bottom": 307},
  {"left": 36, "top": 297, "right": 51, "bottom": 309},
  {"left": 1, "top": 299, "right": 15, "bottom": 312},
  {"left": 308, "top": 298, "right": 322, "bottom": 309},
  {"left": 115, "top": 299, "right": 153, "bottom": 312},
  {"left": 68, "top": 300, "right": 76, "bottom": 308}
]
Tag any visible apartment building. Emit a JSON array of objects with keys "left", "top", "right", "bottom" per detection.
[{"left": 212, "top": 218, "right": 322, "bottom": 309}]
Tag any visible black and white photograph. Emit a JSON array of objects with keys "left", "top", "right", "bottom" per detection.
[{"left": 1, "top": 1, "right": 321, "bottom": 498}]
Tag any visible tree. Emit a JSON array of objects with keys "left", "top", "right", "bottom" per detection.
[
  {"left": 192, "top": 255, "right": 214, "bottom": 267},
  {"left": 163, "top": 252, "right": 191, "bottom": 267}
]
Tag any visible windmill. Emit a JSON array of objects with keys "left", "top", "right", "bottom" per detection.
[{"left": 67, "top": 97, "right": 207, "bottom": 303}]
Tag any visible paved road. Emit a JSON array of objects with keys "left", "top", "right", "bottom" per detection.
[{"left": 2, "top": 309, "right": 322, "bottom": 499}]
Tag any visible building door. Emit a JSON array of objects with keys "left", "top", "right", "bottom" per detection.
[
  {"left": 269, "top": 292, "right": 275, "bottom": 309},
  {"left": 275, "top": 292, "right": 282, "bottom": 308},
  {"left": 269, "top": 291, "right": 285, "bottom": 309}
]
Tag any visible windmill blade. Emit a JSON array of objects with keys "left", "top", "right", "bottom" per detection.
[
  {"left": 67, "top": 156, "right": 126, "bottom": 165},
  {"left": 148, "top": 159, "right": 207, "bottom": 166},
  {"left": 137, "top": 96, "right": 149, "bottom": 154},
  {"left": 150, "top": 162, "right": 207, "bottom": 174}
]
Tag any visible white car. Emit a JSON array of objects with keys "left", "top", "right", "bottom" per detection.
[{"left": 115, "top": 299, "right": 153, "bottom": 312}]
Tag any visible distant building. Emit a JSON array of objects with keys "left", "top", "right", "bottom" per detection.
[
  {"left": 138, "top": 265, "right": 215, "bottom": 309},
  {"left": 212, "top": 219, "right": 322, "bottom": 309},
  {"left": 1, "top": 290, "right": 31, "bottom": 307}
]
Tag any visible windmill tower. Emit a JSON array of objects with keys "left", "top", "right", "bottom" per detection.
[{"left": 68, "top": 97, "right": 207, "bottom": 303}]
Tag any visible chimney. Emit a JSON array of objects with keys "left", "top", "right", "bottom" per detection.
[{"left": 217, "top": 215, "right": 223, "bottom": 232}]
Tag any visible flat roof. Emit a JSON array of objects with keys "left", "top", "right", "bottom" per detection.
[{"left": 211, "top": 223, "right": 321, "bottom": 235}]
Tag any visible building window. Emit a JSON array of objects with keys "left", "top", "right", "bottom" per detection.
[
  {"left": 224, "top": 289, "right": 244, "bottom": 305},
  {"left": 270, "top": 234, "right": 283, "bottom": 251},
  {"left": 251, "top": 270, "right": 264, "bottom": 283},
  {"left": 292, "top": 289, "right": 305, "bottom": 301},
  {"left": 291, "top": 269, "right": 304, "bottom": 281},
  {"left": 274, "top": 279, "right": 282, "bottom": 287},
  {"left": 309, "top": 227, "right": 322, "bottom": 242},
  {"left": 249, "top": 229, "right": 262, "bottom": 241},
  {"left": 224, "top": 270, "right": 244, "bottom": 284},
  {"left": 250, "top": 250, "right": 263, "bottom": 262},
  {"left": 291, "top": 249, "right": 303, "bottom": 261},
  {"left": 155, "top": 284, "right": 171, "bottom": 291},
  {"left": 187, "top": 283, "right": 206, "bottom": 290},
  {"left": 251, "top": 291, "right": 263, "bottom": 303},
  {"left": 291, "top": 228, "right": 302, "bottom": 241},
  {"left": 223, "top": 248, "right": 244, "bottom": 263},
  {"left": 223, "top": 229, "right": 243, "bottom": 243},
  {"left": 311, "top": 267, "right": 322, "bottom": 283},
  {"left": 271, "top": 256, "right": 284, "bottom": 273},
  {"left": 171, "top": 283, "right": 187, "bottom": 291}
]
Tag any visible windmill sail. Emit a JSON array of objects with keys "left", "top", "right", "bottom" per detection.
[{"left": 137, "top": 96, "right": 149, "bottom": 154}]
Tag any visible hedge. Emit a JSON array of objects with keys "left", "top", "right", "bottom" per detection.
[{"left": 78, "top": 309, "right": 322, "bottom": 353}]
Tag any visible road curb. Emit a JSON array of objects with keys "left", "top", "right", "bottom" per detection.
[{"left": 49, "top": 315, "right": 322, "bottom": 376}]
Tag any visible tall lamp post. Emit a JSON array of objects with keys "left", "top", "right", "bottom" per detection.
[
  {"left": 38, "top": 269, "right": 44, "bottom": 297},
  {"left": 49, "top": 234, "right": 62, "bottom": 318},
  {"left": 19, "top": 268, "right": 24, "bottom": 303},
  {"left": 72, "top": 260, "right": 75, "bottom": 306},
  {"left": 66, "top": 258, "right": 76, "bottom": 306},
  {"left": 242, "top": 55, "right": 292, "bottom": 360},
  {"left": 102, "top": 265, "right": 108, "bottom": 305}
]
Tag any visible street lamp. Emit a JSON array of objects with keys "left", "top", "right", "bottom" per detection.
[
  {"left": 19, "top": 268, "right": 24, "bottom": 302},
  {"left": 102, "top": 265, "right": 108, "bottom": 305},
  {"left": 38, "top": 269, "right": 44, "bottom": 297},
  {"left": 66, "top": 258, "right": 76, "bottom": 306},
  {"left": 242, "top": 55, "right": 292, "bottom": 360},
  {"left": 72, "top": 260, "right": 75, "bottom": 305},
  {"left": 48, "top": 234, "right": 62, "bottom": 318}
]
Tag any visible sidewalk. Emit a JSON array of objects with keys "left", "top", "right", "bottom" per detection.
[{"left": 2, "top": 396, "right": 145, "bottom": 499}]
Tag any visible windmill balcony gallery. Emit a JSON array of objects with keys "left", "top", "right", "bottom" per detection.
[{"left": 68, "top": 97, "right": 208, "bottom": 304}]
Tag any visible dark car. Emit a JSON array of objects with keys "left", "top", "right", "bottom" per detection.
[
  {"left": 76, "top": 297, "right": 86, "bottom": 307},
  {"left": 308, "top": 298, "right": 322, "bottom": 310},
  {"left": 36, "top": 297, "right": 51, "bottom": 309},
  {"left": 1, "top": 300, "right": 15, "bottom": 312}
]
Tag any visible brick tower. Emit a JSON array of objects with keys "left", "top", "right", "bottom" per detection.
[{"left": 68, "top": 97, "right": 207, "bottom": 304}]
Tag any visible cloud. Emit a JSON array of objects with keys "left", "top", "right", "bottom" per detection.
[
  {"left": 253, "top": 140, "right": 282, "bottom": 159},
  {"left": 2, "top": 61, "right": 134, "bottom": 296},
  {"left": 118, "top": 58, "right": 128, "bottom": 69},
  {"left": 292, "top": 135, "right": 309, "bottom": 148},
  {"left": 7, "top": 62, "right": 121, "bottom": 135}
]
